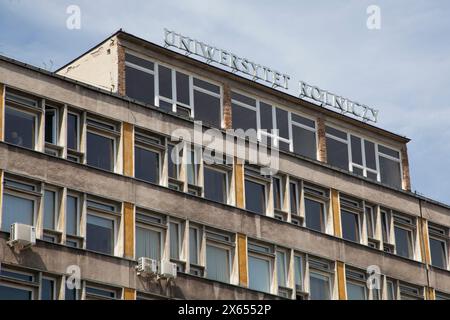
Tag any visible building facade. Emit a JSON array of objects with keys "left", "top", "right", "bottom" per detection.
[{"left": 0, "top": 30, "right": 449, "bottom": 300}]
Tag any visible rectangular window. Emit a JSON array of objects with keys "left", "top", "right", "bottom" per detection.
[
  {"left": 399, "top": 283, "right": 423, "bottom": 300},
  {"left": 428, "top": 224, "right": 448, "bottom": 269},
  {"left": 189, "top": 227, "right": 199, "bottom": 265},
  {"left": 136, "top": 226, "right": 162, "bottom": 260},
  {"left": 248, "top": 242, "right": 273, "bottom": 294},
  {"left": 291, "top": 113, "right": 317, "bottom": 159},
  {"left": 245, "top": 178, "right": 267, "bottom": 215},
  {"left": 393, "top": 214, "right": 415, "bottom": 259},
  {"left": 204, "top": 166, "right": 228, "bottom": 204},
  {"left": 168, "top": 143, "right": 182, "bottom": 181},
  {"left": 378, "top": 145, "right": 402, "bottom": 188},
  {"left": 294, "top": 255, "right": 304, "bottom": 292},
  {"left": 289, "top": 181, "right": 300, "bottom": 215},
  {"left": 205, "top": 230, "right": 232, "bottom": 283},
  {"left": 134, "top": 131, "right": 163, "bottom": 184},
  {"left": 231, "top": 92, "right": 257, "bottom": 134},
  {"left": 325, "top": 126, "right": 349, "bottom": 170},
  {"left": 272, "top": 177, "right": 283, "bottom": 211},
  {"left": 309, "top": 272, "right": 331, "bottom": 300},
  {"left": 276, "top": 251, "right": 288, "bottom": 290},
  {"left": 365, "top": 205, "right": 375, "bottom": 239},
  {"left": 308, "top": 258, "right": 332, "bottom": 300},
  {"left": 305, "top": 198, "right": 325, "bottom": 232},
  {"left": 65, "top": 194, "right": 79, "bottom": 237},
  {"left": 170, "top": 222, "right": 181, "bottom": 260},
  {"left": 43, "top": 189, "right": 58, "bottom": 230},
  {"left": 341, "top": 210, "right": 360, "bottom": 242},
  {"left": 135, "top": 211, "right": 165, "bottom": 260},
  {"left": 85, "top": 285, "right": 118, "bottom": 300},
  {"left": 0, "top": 268, "right": 34, "bottom": 300},
  {"left": 86, "top": 200, "right": 118, "bottom": 255},
  {"left": 193, "top": 78, "right": 222, "bottom": 128},
  {"left": 64, "top": 287, "right": 79, "bottom": 300},
  {"left": 186, "top": 147, "right": 199, "bottom": 186},
  {"left": 41, "top": 278, "right": 56, "bottom": 300},
  {"left": 86, "top": 118, "right": 118, "bottom": 172},
  {"left": 1, "top": 180, "right": 37, "bottom": 232},
  {"left": 67, "top": 112, "right": 80, "bottom": 151},
  {"left": 45, "top": 106, "right": 58, "bottom": 145},
  {"left": 386, "top": 279, "right": 396, "bottom": 300},
  {"left": 5, "top": 106, "right": 37, "bottom": 150},
  {"left": 346, "top": 269, "right": 367, "bottom": 300},
  {"left": 125, "top": 53, "right": 155, "bottom": 105}
]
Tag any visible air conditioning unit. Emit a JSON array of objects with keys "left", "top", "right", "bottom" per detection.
[
  {"left": 8, "top": 223, "right": 36, "bottom": 249},
  {"left": 136, "top": 257, "right": 158, "bottom": 277},
  {"left": 158, "top": 260, "right": 177, "bottom": 279}
]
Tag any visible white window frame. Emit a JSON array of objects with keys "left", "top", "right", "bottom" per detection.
[
  {"left": 41, "top": 276, "right": 57, "bottom": 300},
  {"left": 43, "top": 187, "right": 59, "bottom": 231},
  {"left": 134, "top": 135, "right": 163, "bottom": 185},
  {"left": 203, "top": 165, "right": 230, "bottom": 204},
  {"left": 169, "top": 220, "right": 182, "bottom": 261},
  {"left": 86, "top": 117, "right": 119, "bottom": 172},
  {"left": 135, "top": 222, "right": 164, "bottom": 261},
  {"left": 205, "top": 239, "right": 232, "bottom": 284},
  {"left": 67, "top": 111, "right": 81, "bottom": 152},
  {"left": 247, "top": 242, "right": 274, "bottom": 294},
  {"left": 86, "top": 200, "right": 119, "bottom": 256},
  {"left": 44, "top": 105, "right": 58, "bottom": 145},
  {"left": 244, "top": 175, "right": 269, "bottom": 215},
  {"left": 4, "top": 104, "right": 39, "bottom": 151}
]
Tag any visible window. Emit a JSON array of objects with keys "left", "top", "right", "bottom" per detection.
[
  {"left": 43, "top": 189, "right": 58, "bottom": 230},
  {"left": 435, "top": 291, "right": 450, "bottom": 300},
  {"left": 65, "top": 286, "right": 79, "bottom": 300},
  {"left": 294, "top": 255, "right": 304, "bottom": 293},
  {"left": 386, "top": 279, "right": 396, "bottom": 300},
  {"left": 289, "top": 180, "right": 300, "bottom": 216},
  {"left": 276, "top": 250, "right": 289, "bottom": 297},
  {"left": 168, "top": 143, "right": 183, "bottom": 183},
  {"left": 134, "top": 130, "right": 163, "bottom": 184},
  {"left": 304, "top": 184, "right": 328, "bottom": 232},
  {"left": 325, "top": 126, "right": 349, "bottom": 170},
  {"left": 65, "top": 193, "right": 81, "bottom": 247},
  {"left": 5, "top": 105, "right": 37, "bottom": 150},
  {"left": 365, "top": 205, "right": 375, "bottom": 241},
  {"left": 340, "top": 196, "right": 363, "bottom": 243},
  {"left": 193, "top": 78, "right": 222, "bottom": 127},
  {"left": 204, "top": 166, "right": 228, "bottom": 204},
  {"left": 248, "top": 242, "right": 273, "bottom": 294},
  {"left": 135, "top": 211, "right": 165, "bottom": 260},
  {"left": 399, "top": 283, "right": 423, "bottom": 300},
  {"left": 231, "top": 92, "right": 257, "bottom": 134},
  {"left": 86, "top": 117, "right": 119, "bottom": 172},
  {"left": 346, "top": 269, "right": 367, "bottom": 300},
  {"left": 291, "top": 113, "right": 317, "bottom": 159},
  {"left": 186, "top": 146, "right": 199, "bottom": 186},
  {"left": 86, "top": 199, "right": 118, "bottom": 255},
  {"left": 85, "top": 284, "right": 119, "bottom": 300},
  {"left": 189, "top": 226, "right": 200, "bottom": 266},
  {"left": 378, "top": 145, "right": 402, "bottom": 189},
  {"left": 125, "top": 53, "right": 155, "bottom": 105},
  {"left": 205, "top": 230, "right": 233, "bottom": 283},
  {"left": 245, "top": 178, "right": 267, "bottom": 215},
  {"left": 272, "top": 176, "right": 283, "bottom": 211},
  {"left": 308, "top": 258, "right": 332, "bottom": 300},
  {"left": 1, "top": 178, "right": 38, "bottom": 232},
  {"left": 349, "top": 135, "right": 378, "bottom": 181},
  {"left": 67, "top": 112, "right": 80, "bottom": 150},
  {"left": 0, "top": 268, "right": 35, "bottom": 300},
  {"left": 170, "top": 222, "right": 181, "bottom": 260},
  {"left": 393, "top": 214, "right": 415, "bottom": 259},
  {"left": 44, "top": 105, "right": 58, "bottom": 145},
  {"left": 41, "top": 278, "right": 56, "bottom": 300},
  {"left": 428, "top": 224, "right": 448, "bottom": 269}
]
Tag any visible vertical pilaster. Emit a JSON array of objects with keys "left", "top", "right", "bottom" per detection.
[
  {"left": 418, "top": 217, "right": 432, "bottom": 265},
  {"left": 123, "top": 122, "right": 134, "bottom": 177},
  {"left": 123, "top": 288, "right": 136, "bottom": 300},
  {"left": 117, "top": 44, "right": 126, "bottom": 96},
  {"left": 401, "top": 144, "right": 411, "bottom": 191},
  {"left": 427, "top": 287, "right": 436, "bottom": 300},
  {"left": 331, "top": 189, "right": 342, "bottom": 237},
  {"left": 235, "top": 160, "right": 245, "bottom": 209},
  {"left": 222, "top": 83, "right": 232, "bottom": 129},
  {"left": 0, "top": 84, "right": 5, "bottom": 141},
  {"left": 336, "top": 261, "right": 347, "bottom": 300},
  {"left": 317, "top": 116, "right": 327, "bottom": 162},
  {"left": 237, "top": 233, "right": 248, "bottom": 287},
  {"left": 123, "top": 202, "right": 135, "bottom": 259}
]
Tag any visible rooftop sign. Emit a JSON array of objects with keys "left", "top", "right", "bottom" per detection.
[{"left": 163, "top": 28, "right": 379, "bottom": 123}]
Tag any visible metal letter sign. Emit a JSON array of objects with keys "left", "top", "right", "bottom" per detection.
[
  {"left": 164, "top": 29, "right": 290, "bottom": 90},
  {"left": 163, "top": 28, "right": 379, "bottom": 123}
]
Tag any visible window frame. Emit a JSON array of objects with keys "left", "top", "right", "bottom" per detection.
[
  {"left": 134, "top": 130, "right": 164, "bottom": 185},
  {"left": 205, "top": 230, "right": 234, "bottom": 284},
  {"left": 4, "top": 104, "right": 39, "bottom": 150},
  {"left": 247, "top": 241, "right": 274, "bottom": 294},
  {"left": 1, "top": 177, "right": 40, "bottom": 232},
  {"left": 428, "top": 224, "right": 449, "bottom": 270},
  {"left": 85, "top": 199, "right": 120, "bottom": 256},
  {"left": 303, "top": 184, "right": 329, "bottom": 233},
  {"left": 393, "top": 213, "right": 416, "bottom": 259},
  {"left": 203, "top": 165, "right": 230, "bottom": 205},
  {"left": 86, "top": 116, "right": 119, "bottom": 172},
  {"left": 244, "top": 173, "right": 269, "bottom": 216}
]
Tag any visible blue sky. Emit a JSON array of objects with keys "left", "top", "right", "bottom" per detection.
[{"left": 1, "top": 0, "right": 449, "bottom": 204}]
